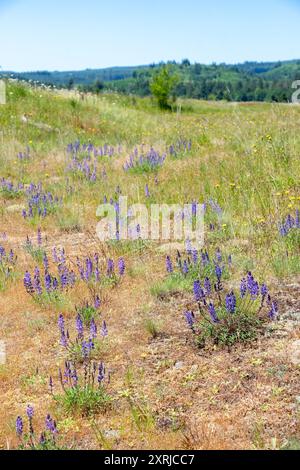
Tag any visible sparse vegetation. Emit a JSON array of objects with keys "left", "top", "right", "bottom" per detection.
[{"left": 0, "top": 80, "right": 299, "bottom": 451}]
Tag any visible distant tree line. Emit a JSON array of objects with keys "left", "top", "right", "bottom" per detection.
[
  {"left": 2, "top": 59, "right": 300, "bottom": 103},
  {"left": 103, "top": 60, "right": 300, "bottom": 103}
]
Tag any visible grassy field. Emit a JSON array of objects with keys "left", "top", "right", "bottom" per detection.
[{"left": 0, "top": 81, "right": 299, "bottom": 450}]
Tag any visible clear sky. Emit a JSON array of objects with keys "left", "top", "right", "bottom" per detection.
[{"left": 1, "top": 0, "right": 300, "bottom": 71}]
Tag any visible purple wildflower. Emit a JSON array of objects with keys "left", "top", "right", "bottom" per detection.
[
  {"left": 240, "top": 278, "right": 247, "bottom": 298},
  {"left": 185, "top": 311, "right": 195, "bottom": 330},
  {"left": 90, "top": 318, "right": 97, "bottom": 339},
  {"left": 182, "top": 260, "right": 189, "bottom": 275},
  {"left": 76, "top": 314, "right": 84, "bottom": 339},
  {"left": 45, "top": 414, "right": 58, "bottom": 434},
  {"left": 269, "top": 301, "right": 278, "bottom": 321},
  {"left": 16, "top": 416, "right": 23, "bottom": 437},
  {"left": 204, "top": 277, "right": 211, "bottom": 296},
  {"left": 225, "top": 291, "right": 237, "bottom": 314},
  {"left": 261, "top": 284, "right": 268, "bottom": 302},
  {"left": 26, "top": 404, "right": 34, "bottom": 421},
  {"left": 194, "top": 280, "right": 205, "bottom": 303},
  {"left": 37, "top": 228, "right": 42, "bottom": 246},
  {"left": 101, "top": 320, "right": 108, "bottom": 337},
  {"left": 166, "top": 256, "right": 173, "bottom": 274},
  {"left": 208, "top": 303, "right": 219, "bottom": 323},
  {"left": 192, "top": 250, "right": 198, "bottom": 265},
  {"left": 215, "top": 265, "right": 222, "bottom": 282},
  {"left": 58, "top": 314, "right": 65, "bottom": 333},
  {"left": 107, "top": 259, "right": 114, "bottom": 276},
  {"left": 24, "top": 271, "right": 34, "bottom": 294},
  {"left": 118, "top": 257, "right": 125, "bottom": 276},
  {"left": 33, "top": 267, "right": 42, "bottom": 295},
  {"left": 98, "top": 362, "right": 105, "bottom": 384},
  {"left": 94, "top": 296, "right": 101, "bottom": 309}
]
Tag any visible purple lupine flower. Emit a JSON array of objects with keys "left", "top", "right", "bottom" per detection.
[
  {"left": 43, "top": 253, "right": 49, "bottom": 272},
  {"left": 58, "top": 314, "right": 65, "bottom": 334},
  {"left": 26, "top": 404, "right": 34, "bottom": 420},
  {"left": 296, "top": 210, "right": 300, "bottom": 228},
  {"left": 204, "top": 277, "right": 211, "bottom": 296},
  {"left": 37, "top": 228, "right": 42, "bottom": 246},
  {"left": 250, "top": 280, "right": 260, "bottom": 299},
  {"left": 185, "top": 311, "right": 195, "bottom": 330},
  {"left": 247, "top": 272, "right": 255, "bottom": 291},
  {"left": 90, "top": 318, "right": 97, "bottom": 339},
  {"left": 118, "top": 257, "right": 125, "bottom": 276},
  {"left": 269, "top": 301, "right": 278, "bottom": 321},
  {"left": 194, "top": 280, "right": 205, "bottom": 303},
  {"left": 64, "top": 361, "right": 72, "bottom": 383},
  {"left": 215, "top": 249, "right": 222, "bottom": 263},
  {"left": 16, "top": 416, "right": 23, "bottom": 437},
  {"left": 45, "top": 414, "right": 58, "bottom": 434},
  {"left": 215, "top": 265, "right": 222, "bottom": 282},
  {"left": 71, "top": 366, "right": 78, "bottom": 386},
  {"left": 240, "top": 278, "right": 247, "bottom": 298},
  {"left": 101, "top": 320, "right": 108, "bottom": 337},
  {"left": 145, "top": 184, "right": 150, "bottom": 198},
  {"left": 94, "top": 266, "right": 100, "bottom": 282},
  {"left": 192, "top": 250, "right": 198, "bottom": 265},
  {"left": 261, "top": 284, "right": 268, "bottom": 301},
  {"left": 24, "top": 271, "right": 34, "bottom": 294},
  {"left": 76, "top": 314, "right": 84, "bottom": 338},
  {"left": 98, "top": 362, "right": 105, "bottom": 384},
  {"left": 94, "top": 296, "right": 101, "bottom": 309},
  {"left": 52, "top": 277, "right": 59, "bottom": 290},
  {"left": 60, "top": 331, "right": 68, "bottom": 347},
  {"left": 166, "top": 256, "right": 173, "bottom": 274},
  {"left": 225, "top": 291, "right": 236, "bottom": 314},
  {"left": 82, "top": 340, "right": 94, "bottom": 358},
  {"left": 182, "top": 260, "right": 189, "bottom": 275},
  {"left": 85, "top": 257, "right": 93, "bottom": 281},
  {"left": 33, "top": 266, "right": 42, "bottom": 295},
  {"left": 52, "top": 247, "right": 58, "bottom": 263},
  {"left": 107, "top": 259, "right": 114, "bottom": 276},
  {"left": 208, "top": 303, "right": 219, "bottom": 323},
  {"left": 9, "top": 249, "right": 15, "bottom": 263},
  {"left": 60, "top": 270, "right": 68, "bottom": 289},
  {"left": 192, "top": 201, "right": 197, "bottom": 218},
  {"left": 201, "top": 251, "right": 210, "bottom": 266},
  {"left": 45, "top": 272, "right": 52, "bottom": 292}
]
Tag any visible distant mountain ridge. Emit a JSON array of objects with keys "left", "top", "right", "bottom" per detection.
[{"left": 1, "top": 65, "right": 146, "bottom": 86}]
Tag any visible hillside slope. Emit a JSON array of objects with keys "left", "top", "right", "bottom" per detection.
[{"left": 0, "top": 83, "right": 299, "bottom": 450}]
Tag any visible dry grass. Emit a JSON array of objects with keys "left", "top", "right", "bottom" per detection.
[{"left": 0, "top": 81, "right": 299, "bottom": 450}]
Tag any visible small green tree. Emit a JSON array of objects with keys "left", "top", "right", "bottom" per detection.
[
  {"left": 150, "top": 65, "right": 179, "bottom": 109},
  {"left": 93, "top": 79, "right": 104, "bottom": 94}
]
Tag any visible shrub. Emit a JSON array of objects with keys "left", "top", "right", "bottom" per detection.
[
  {"left": 58, "top": 312, "right": 107, "bottom": 363},
  {"left": 150, "top": 65, "right": 179, "bottom": 109},
  {"left": 184, "top": 271, "right": 278, "bottom": 348},
  {"left": 53, "top": 361, "right": 111, "bottom": 416}
]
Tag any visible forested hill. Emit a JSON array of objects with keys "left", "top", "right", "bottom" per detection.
[{"left": 2, "top": 59, "right": 300, "bottom": 102}]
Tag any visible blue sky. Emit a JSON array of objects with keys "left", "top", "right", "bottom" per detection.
[{"left": 1, "top": 0, "right": 300, "bottom": 71}]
